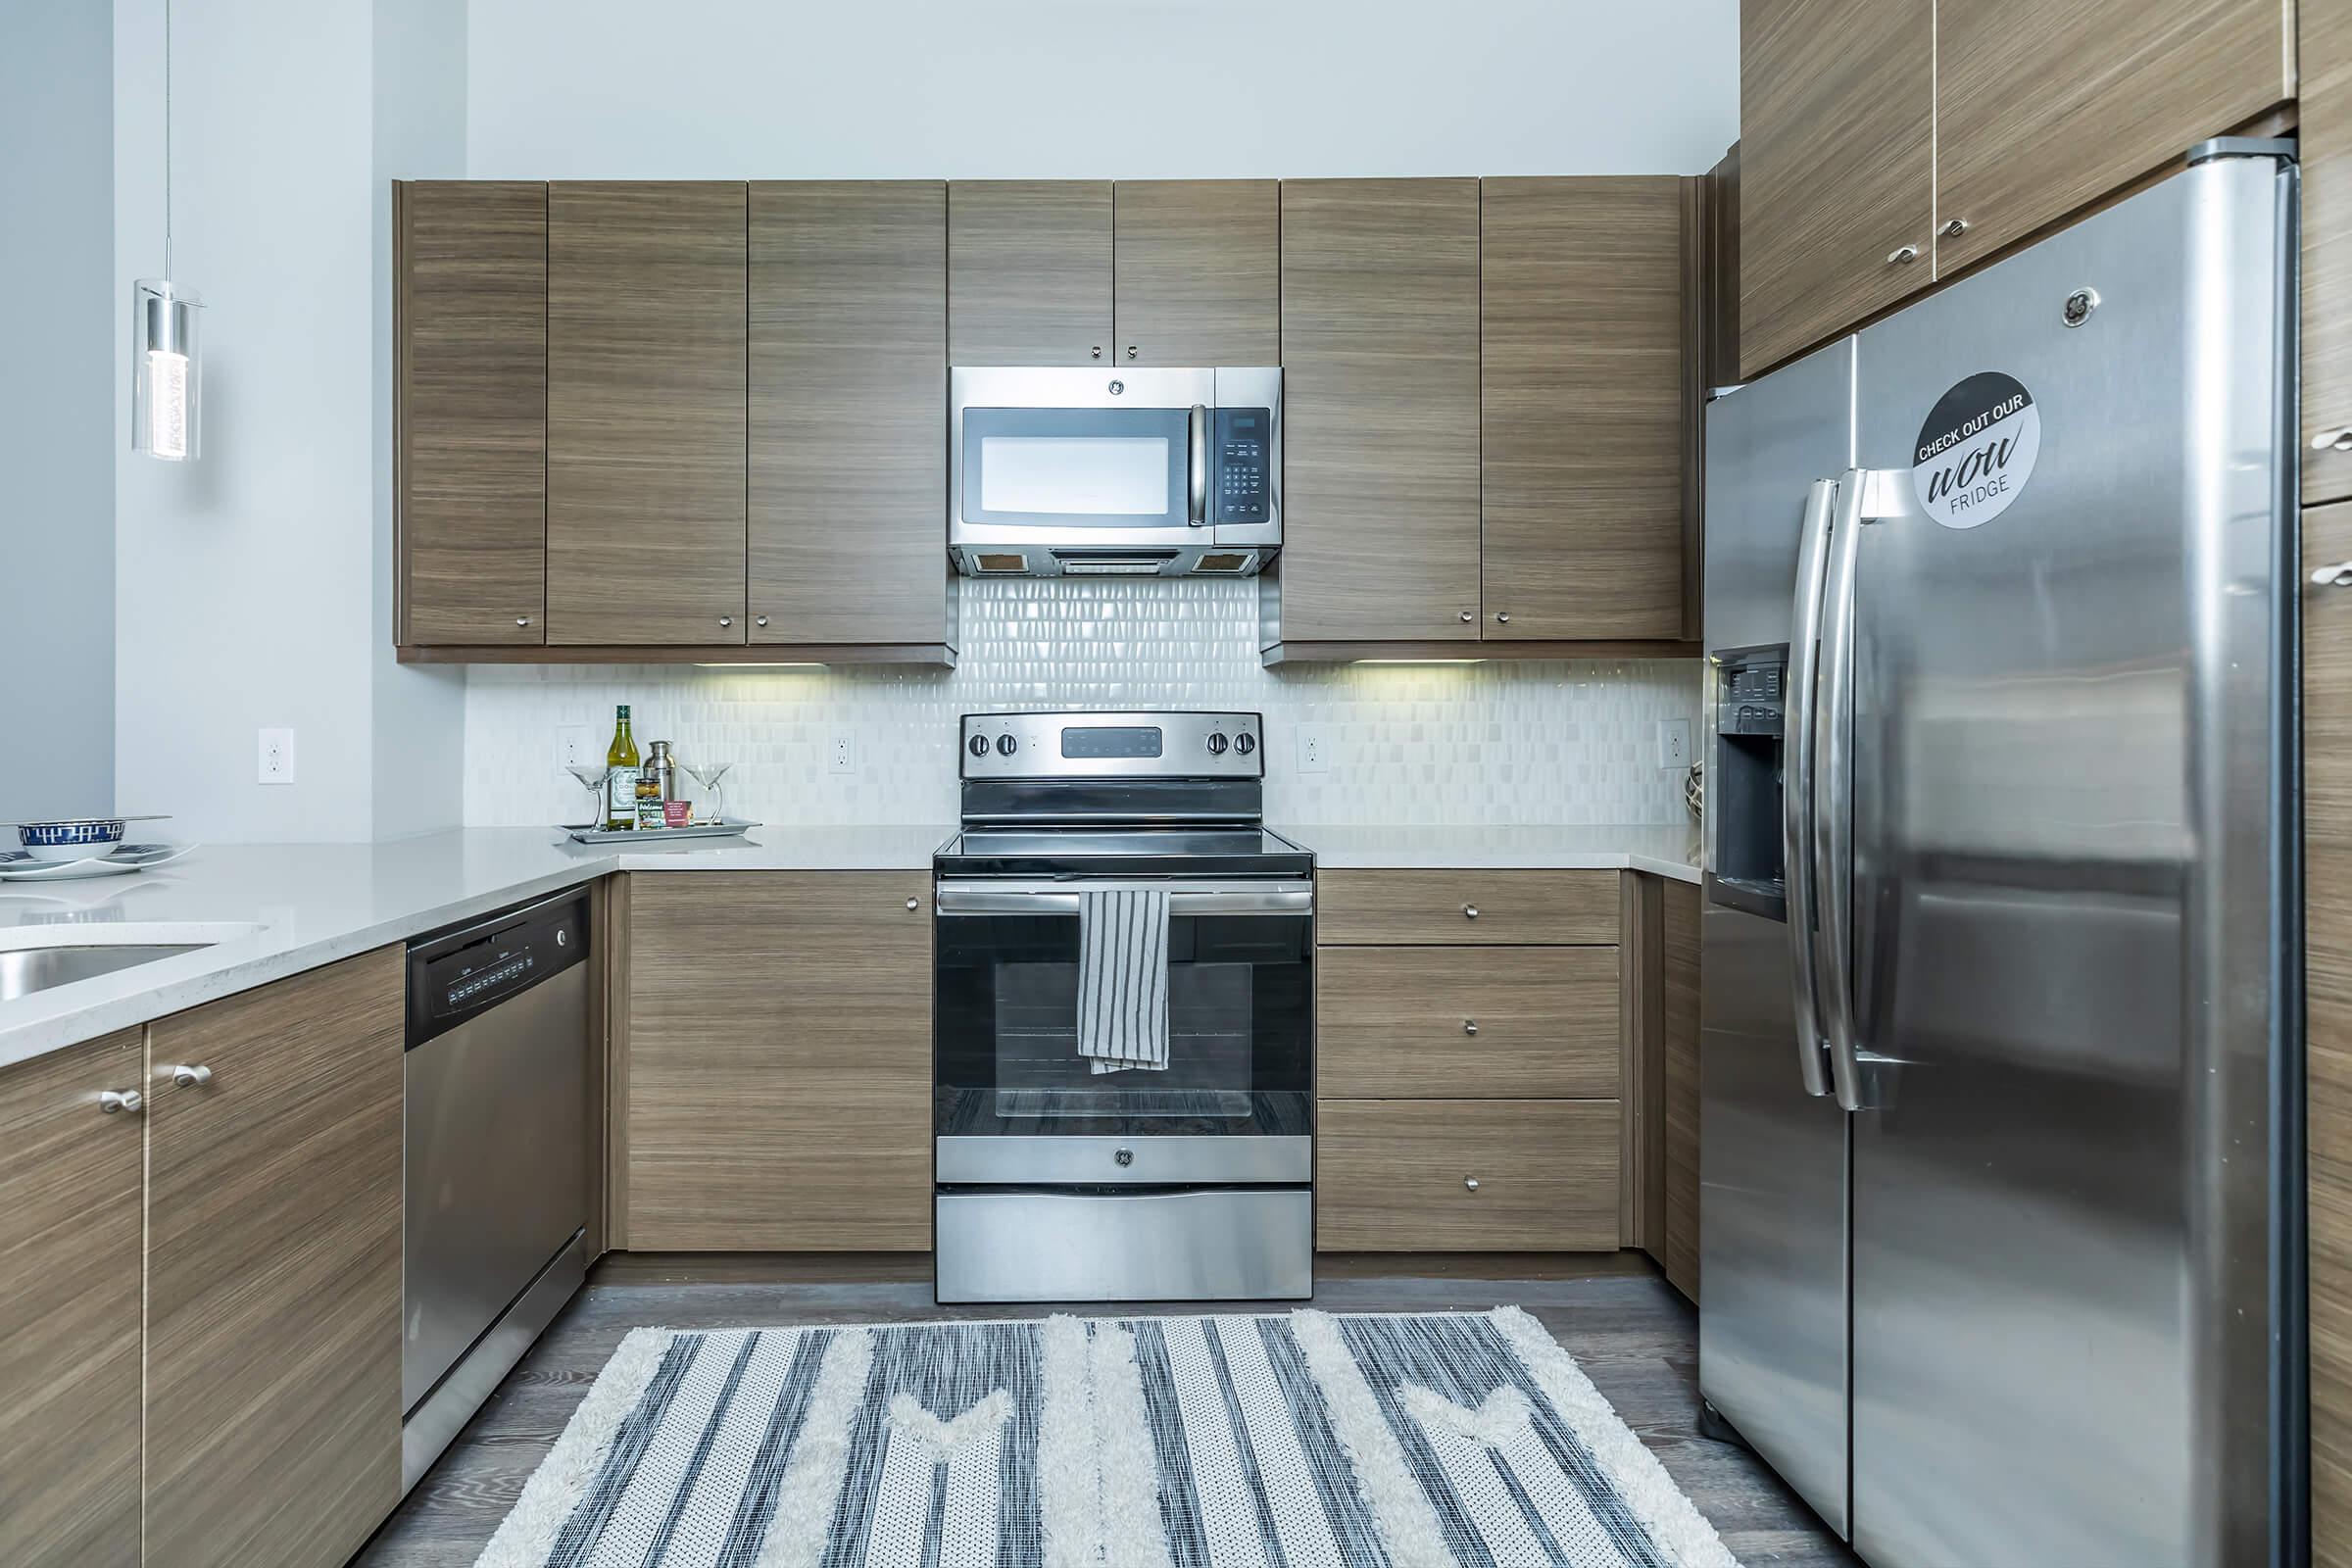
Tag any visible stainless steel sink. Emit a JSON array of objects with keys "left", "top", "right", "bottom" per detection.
[{"left": 0, "top": 944, "right": 207, "bottom": 1002}]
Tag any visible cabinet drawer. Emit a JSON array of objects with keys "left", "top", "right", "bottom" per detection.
[
  {"left": 1316, "top": 1100, "right": 1620, "bottom": 1250},
  {"left": 1318, "top": 947, "right": 1618, "bottom": 1099},
  {"left": 1316, "top": 869, "right": 1617, "bottom": 945}
]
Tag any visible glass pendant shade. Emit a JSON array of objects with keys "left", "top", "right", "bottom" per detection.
[{"left": 132, "top": 278, "right": 201, "bottom": 461}]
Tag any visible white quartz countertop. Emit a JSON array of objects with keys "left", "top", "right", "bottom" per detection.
[
  {"left": 1292, "top": 824, "right": 1702, "bottom": 883},
  {"left": 0, "top": 825, "right": 950, "bottom": 1072}
]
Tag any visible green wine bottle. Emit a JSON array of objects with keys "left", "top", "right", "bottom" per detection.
[{"left": 604, "top": 705, "right": 641, "bottom": 830}]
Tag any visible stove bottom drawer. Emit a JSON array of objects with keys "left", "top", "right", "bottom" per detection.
[{"left": 935, "top": 1188, "right": 1311, "bottom": 1303}]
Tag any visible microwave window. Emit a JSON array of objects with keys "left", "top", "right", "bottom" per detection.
[{"left": 979, "top": 435, "right": 1170, "bottom": 516}]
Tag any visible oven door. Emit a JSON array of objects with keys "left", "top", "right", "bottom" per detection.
[{"left": 933, "top": 878, "right": 1312, "bottom": 1180}]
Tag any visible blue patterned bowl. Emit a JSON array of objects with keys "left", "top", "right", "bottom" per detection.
[{"left": 19, "top": 819, "right": 127, "bottom": 862}]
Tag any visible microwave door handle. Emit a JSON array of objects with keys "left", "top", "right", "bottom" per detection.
[
  {"left": 1784, "top": 477, "right": 1839, "bottom": 1099},
  {"left": 1188, "top": 405, "right": 1209, "bottom": 526}
]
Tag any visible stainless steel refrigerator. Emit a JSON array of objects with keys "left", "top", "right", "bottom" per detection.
[{"left": 1698, "top": 141, "right": 2304, "bottom": 1568}]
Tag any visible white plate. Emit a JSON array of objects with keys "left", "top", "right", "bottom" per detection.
[{"left": 0, "top": 844, "right": 196, "bottom": 882}]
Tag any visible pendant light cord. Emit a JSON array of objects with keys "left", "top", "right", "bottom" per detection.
[{"left": 163, "top": 0, "right": 172, "bottom": 277}]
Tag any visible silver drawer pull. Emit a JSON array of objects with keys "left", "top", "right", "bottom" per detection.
[
  {"left": 2314, "top": 562, "right": 2352, "bottom": 589},
  {"left": 99, "top": 1090, "right": 144, "bottom": 1115},
  {"left": 1462, "top": 904, "right": 1479, "bottom": 919},
  {"left": 1463, "top": 1177, "right": 1480, "bottom": 1192},
  {"left": 172, "top": 1063, "right": 213, "bottom": 1088},
  {"left": 1463, "top": 1019, "right": 1479, "bottom": 1036},
  {"left": 2315, "top": 426, "right": 2352, "bottom": 453},
  {"left": 1886, "top": 244, "right": 1921, "bottom": 267}
]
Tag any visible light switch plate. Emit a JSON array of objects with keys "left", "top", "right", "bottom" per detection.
[
  {"left": 258, "top": 728, "right": 296, "bottom": 785},
  {"left": 1657, "top": 719, "right": 1691, "bottom": 770},
  {"left": 1298, "top": 726, "right": 1329, "bottom": 773}
]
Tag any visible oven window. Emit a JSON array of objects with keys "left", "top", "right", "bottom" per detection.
[{"left": 935, "top": 908, "right": 1311, "bottom": 1139}]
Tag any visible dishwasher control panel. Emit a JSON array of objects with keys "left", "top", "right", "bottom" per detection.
[{"left": 407, "top": 891, "right": 589, "bottom": 1048}]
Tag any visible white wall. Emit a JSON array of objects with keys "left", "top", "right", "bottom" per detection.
[
  {"left": 2, "top": 1, "right": 117, "bottom": 823},
  {"left": 465, "top": 0, "right": 1738, "bottom": 178},
  {"left": 111, "top": 0, "right": 467, "bottom": 843}
]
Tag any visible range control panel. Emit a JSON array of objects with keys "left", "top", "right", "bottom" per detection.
[
  {"left": 1214, "top": 408, "right": 1273, "bottom": 526},
  {"left": 960, "top": 710, "right": 1264, "bottom": 780}
]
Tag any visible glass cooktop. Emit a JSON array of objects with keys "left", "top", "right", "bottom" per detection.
[{"left": 936, "top": 825, "right": 1313, "bottom": 878}]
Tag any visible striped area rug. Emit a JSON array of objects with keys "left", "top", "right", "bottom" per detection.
[{"left": 475, "top": 1307, "right": 1738, "bottom": 1568}]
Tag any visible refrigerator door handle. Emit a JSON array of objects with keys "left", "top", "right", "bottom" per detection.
[{"left": 1783, "top": 477, "right": 1840, "bottom": 1097}]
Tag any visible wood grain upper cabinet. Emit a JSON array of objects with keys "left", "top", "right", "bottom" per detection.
[
  {"left": 1112, "top": 180, "right": 1279, "bottom": 366},
  {"left": 1482, "top": 177, "right": 1687, "bottom": 640},
  {"left": 1739, "top": 0, "right": 1933, "bottom": 377},
  {"left": 948, "top": 181, "right": 1113, "bottom": 366},
  {"left": 1934, "top": 0, "right": 2290, "bottom": 278},
  {"left": 397, "top": 181, "right": 547, "bottom": 647},
  {"left": 623, "top": 872, "right": 932, "bottom": 1250},
  {"left": 750, "top": 181, "right": 948, "bottom": 646},
  {"left": 2307, "top": 5, "right": 2352, "bottom": 506},
  {"left": 0, "top": 1030, "right": 144, "bottom": 1568},
  {"left": 547, "top": 182, "right": 748, "bottom": 646},
  {"left": 2308, "top": 500, "right": 2352, "bottom": 1568},
  {"left": 144, "top": 948, "right": 404, "bottom": 1568},
  {"left": 1277, "top": 178, "right": 1482, "bottom": 641}
]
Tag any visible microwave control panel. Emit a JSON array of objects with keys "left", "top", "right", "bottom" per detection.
[{"left": 1214, "top": 408, "right": 1273, "bottom": 526}]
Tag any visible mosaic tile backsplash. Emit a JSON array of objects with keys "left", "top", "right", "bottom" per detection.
[{"left": 462, "top": 579, "right": 1704, "bottom": 830}]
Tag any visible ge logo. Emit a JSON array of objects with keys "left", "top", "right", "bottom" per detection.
[{"left": 1113, "top": 1148, "right": 1135, "bottom": 1167}]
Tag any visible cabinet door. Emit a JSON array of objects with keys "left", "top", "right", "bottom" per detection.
[
  {"left": 1936, "top": 0, "right": 2289, "bottom": 278},
  {"left": 0, "top": 1030, "right": 143, "bottom": 1568},
  {"left": 623, "top": 872, "right": 932, "bottom": 1250},
  {"left": 947, "top": 181, "right": 1112, "bottom": 366},
  {"left": 1739, "top": 0, "right": 1933, "bottom": 376},
  {"left": 1317, "top": 1100, "right": 1620, "bottom": 1250},
  {"left": 1482, "top": 176, "right": 1686, "bottom": 640},
  {"left": 1112, "top": 179, "right": 1279, "bottom": 366},
  {"left": 1317, "top": 947, "right": 1620, "bottom": 1100},
  {"left": 547, "top": 182, "right": 747, "bottom": 646},
  {"left": 144, "top": 949, "right": 404, "bottom": 1568},
  {"left": 1277, "top": 178, "right": 1482, "bottom": 641},
  {"left": 750, "top": 181, "right": 947, "bottom": 646},
  {"left": 2309, "top": 501, "right": 2352, "bottom": 1568},
  {"left": 2308, "top": 5, "right": 2352, "bottom": 506},
  {"left": 1661, "top": 878, "right": 1701, "bottom": 1300},
  {"left": 397, "top": 181, "right": 547, "bottom": 646}
]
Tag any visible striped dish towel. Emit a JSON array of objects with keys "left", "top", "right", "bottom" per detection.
[{"left": 1077, "top": 887, "right": 1170, "bottom": 1074}]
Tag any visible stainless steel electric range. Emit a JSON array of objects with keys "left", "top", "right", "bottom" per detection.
[{"left": 932, "top": 710, "right": 1313, "bottom": 1303}]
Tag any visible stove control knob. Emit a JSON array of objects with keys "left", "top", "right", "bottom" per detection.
[
  {"left": 996, "top": 734, "right": 1018, "bottom": 757},
  {"left": 1234, "top": 733, "right": 1256, "bottom": 756},
  {"left": 1206, "top": 732, "right": 1229, "bottom": 756},
  {"left": 967, "top": 735, "right": 989, "bottom": 758}
]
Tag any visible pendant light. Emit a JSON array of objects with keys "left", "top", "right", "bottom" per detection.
[{"left": 132, "top": 0, "right": 200, "bottom": 461}]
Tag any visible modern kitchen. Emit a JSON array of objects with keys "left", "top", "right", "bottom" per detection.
[{"left": 1, "top": 2, "right": 2344, "bottom": 1565}]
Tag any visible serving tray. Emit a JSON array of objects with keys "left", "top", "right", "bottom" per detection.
[{"left": 564, "top": 819, "right": 761, "bottom": 847}]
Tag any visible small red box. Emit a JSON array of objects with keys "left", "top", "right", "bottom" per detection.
[{"left": 662, "top": 800, "right": 693, "bottom": 828}]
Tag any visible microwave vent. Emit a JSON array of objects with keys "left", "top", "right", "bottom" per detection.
[
  {"left": 1195, "top": 552, "right": 1256, "bottom": 573},
  {"left": 972, "top": 553, "right": 1030, "bottom": 574},
  {"left": 1053, "top": 551, "right": 1178, "bottom": 577}
]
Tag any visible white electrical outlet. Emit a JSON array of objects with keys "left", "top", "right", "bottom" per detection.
[
  {"left": 829, "top": 732, "right": 856, "bottom": 774},
  {"left": 1657, "top": 719, "right": 1691, "bottom": 770},
  {"left": 1298, "top": 726, "right": 1329, "bottom": 774},
  {"left": 554, "top": 725, "right": 593, "bottom": 771},
  {"left": 258, "top": 728, "right": 296, "bottom": 785}
]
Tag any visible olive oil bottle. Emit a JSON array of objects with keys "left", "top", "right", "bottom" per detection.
[{"left": 604, "top": 705, "right": 640, "bottom": 830}]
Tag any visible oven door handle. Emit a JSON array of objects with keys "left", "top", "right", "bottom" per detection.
[{"left": 934, "top": 881, "right": 1312, "bottom": 916}]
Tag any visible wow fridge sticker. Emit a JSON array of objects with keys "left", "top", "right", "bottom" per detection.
[{"left": 1911, "top": 371, "right": 2040, "bottom": 529}]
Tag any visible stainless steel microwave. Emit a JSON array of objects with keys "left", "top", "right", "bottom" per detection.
[{"left": 948, "top": 366, "right": 1281, "bottom": 577}]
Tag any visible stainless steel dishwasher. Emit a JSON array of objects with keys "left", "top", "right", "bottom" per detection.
[{"left": 402, "top": 888, "right": 591, "bottom": 1492}]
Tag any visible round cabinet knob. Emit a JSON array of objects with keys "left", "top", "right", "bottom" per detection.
[
  {"left": 515, "top": 616, "right": 530, "bottom": 627},
  {"left": 967, "top": 735, "right": 991, "bottom": 758},
  {"left": 1459, "top": 610, "right": 1474, "bottom": 623},
  {"left": 1206, "top": 732, "right": 1229, "bottom": 756},
  {"left": 1091, "top": 346, "right": 1103, "bottom": 360},
  {"left": 1887, "top": 244, "right": 1922, "bottom": 267},
  {"left": 1940, "top": 218, "right": 1969, "bottom": 239},
  {"left": 755, "top": 615, "right": 769, "bottom": 628},
  {"left": 2314, "top": 562, "right": 2352, "bottom": 590},
  {"left": 1464, "top": 1177, "right": 1480, "bottom": 1192},
  {"left": 1126, "top": 346, "right": 1139, "bottom": 360},
  {"left": 2315, "top": 425, "right": 2352, "bottom": 454},
  {"left": 1234, "top": 733, "right": 1255, "bottom": 756},
  {"left": 906, "top": 897, "right": 920, "bottom": 912},
  {"left": 718, "top": 615, "right": 733, "bottom": 628},
  {"left": 1462, "top": 904, "right": 1480, "bottom": 919},
  {"left": 172, "top": 1064, "right": 213, "bottom": 1088},
  {"left": 996, "top": 734, "right": 1018, "bottom": 757},
  {"left": 1495, "top": 612, "right": 1511, "bottom": 624},
  {"left": 1463, "top": 1019, "right": 1479, "bottom": 1036},
  {"left": 99, "top": 1089, "right": 144, "bottom": 1115}
]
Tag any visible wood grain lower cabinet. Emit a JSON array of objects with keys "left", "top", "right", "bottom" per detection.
[
  {"left": 547, "top": 181, "right": 748, "bottom": 647},
  {"left": 1315, "top": 868, "right": 1620, "bottom": 947},
  {"left": 948, "top": 181, "right": 1113, "bottom": 367},
  {"left": 1660, "top": 878, "right": 1701, "bottom": 1300},
  {"left": 2307, "top": 500, "right": 2352, "bottom": 1568},
  {"left": 1112, "top": 179, "right": 1280, "bottom": 367},
  {"left": 143, "top": 947, "right": 404, "bottom": 1568},
  {"left": 0, "top": 1030, "right": 144, "bottom": 1568},
  {"left": 621, "top": 872, "right": 932, "bottom": 1250},
  {"left": 1318, "top": 947, "right": 1619, "bottom": 1100},
  {"left": 2308, "top": 4, "right": 2352, "bottom": 507},
  {"left": 750, "top": 181, "right": 949, "bottom": 647},
  {"left": 396, "top": 180, "right": 548, "bottom": 647},
  {"left": 1481, "top": 176, "right": 1687, "bottom": 640},
  {"left": 1274, "top": 178, "right": 1483, "bottom": 642},
  {"left": 1318, "top": 1100, "right": 1621, "bottom": 1250}
]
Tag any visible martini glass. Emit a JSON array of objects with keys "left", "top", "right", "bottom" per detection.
[
  {"left": 564, "top": 763, "right": 614, "bottom": 833},
  {"left": 683, "top": 760, "right": 734, "bottom": 825}
]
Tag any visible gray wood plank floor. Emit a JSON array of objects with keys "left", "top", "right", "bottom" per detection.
[{"left": 352, "top": 1267, "right": 1856, "bottom": 1567}]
